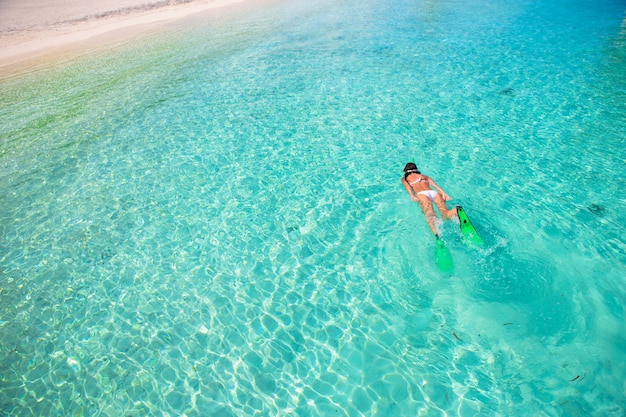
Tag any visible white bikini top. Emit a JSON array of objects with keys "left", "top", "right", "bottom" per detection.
[{"left": 408, "top": 175, "right": 427, "bottom": 185}]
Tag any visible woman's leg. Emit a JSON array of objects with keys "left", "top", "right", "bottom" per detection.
[
  {"left": 434, "top": 194, "right": 458, "bottom": 220},
  {"left": 417, "top": 196, "right": 439, "bottom": 235}
]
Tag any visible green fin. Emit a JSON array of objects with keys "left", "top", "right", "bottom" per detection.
[
  {"left": 435, "top": 235, "right": 454, "bottom": 272},
  {"left": 457, "top": 206, "right": 484, "bottom": 246}
]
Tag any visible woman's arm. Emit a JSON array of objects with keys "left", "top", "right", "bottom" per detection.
[
  {"left": 427, "top": 177, "right": 452, "bottom": 201},
  {"left": 401, "top": 178, "right": 420, "bottom": 201}
]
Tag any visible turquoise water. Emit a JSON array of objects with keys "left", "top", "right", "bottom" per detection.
[{"left": 1, "top": 0, "right": 625, "bottom": 415}]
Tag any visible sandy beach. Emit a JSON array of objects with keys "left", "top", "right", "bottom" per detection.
[{"left": 0, "top": 0, "right": 246, "bottom": 69}]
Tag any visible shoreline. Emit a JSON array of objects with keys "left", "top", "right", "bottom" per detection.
[{"left": 0, "top": 0, "right": 245, "bottom": 72}]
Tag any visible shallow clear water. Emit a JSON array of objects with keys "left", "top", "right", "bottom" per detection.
[{"left": 1, "top": 0, "right": 625, "bottom": 415}]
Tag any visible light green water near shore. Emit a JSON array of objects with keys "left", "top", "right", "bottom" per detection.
[{"left": 1, "top": 0, "right": 625, "bottom": 415}]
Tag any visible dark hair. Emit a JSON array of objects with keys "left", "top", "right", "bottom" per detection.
[{"left": 403, "top": 162, "right": 420, "bottom": 180}]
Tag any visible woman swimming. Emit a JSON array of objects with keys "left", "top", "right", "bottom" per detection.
[{"left": 401, "top": 162, "right": 459, "bottom": 237}]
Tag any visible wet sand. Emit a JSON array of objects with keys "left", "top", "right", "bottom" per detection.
[{"left": 0, "top": 0, "right": 245, "bottom": 69}]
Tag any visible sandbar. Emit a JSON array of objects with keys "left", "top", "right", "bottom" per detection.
[{"left": 0, "top": 0, "right": 247, "bottom": 71}]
